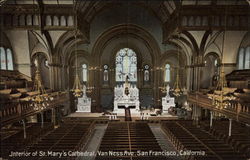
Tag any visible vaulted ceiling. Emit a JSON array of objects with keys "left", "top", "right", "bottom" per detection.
[
  {"left": 2, "top": 0, "right": 248, "bottom": 24},
  {"left": 74, "top": 1, "right": 177, "bottom": 23}
]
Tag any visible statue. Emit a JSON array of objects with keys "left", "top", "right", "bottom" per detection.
[
  {"left": 104, "top": 70, "right": 108, "bottom": 81},
  {"left": 166, "top": 84, "right": 170, "bottom": 97},
  {"left": 124, "top": 75, "right": 130, "bottom": 95},
  {"left": 82, "top": 84, "right": 87, "bottom": 97},
  {"left": 144, "top": 70, "right": 149, "bottom": 81}
]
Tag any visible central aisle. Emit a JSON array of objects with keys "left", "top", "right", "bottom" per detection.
[
  {"left": 81, "top": 124, "right": 108, "bottom": 160},
  {"left": 95, "top": 122, "right": 166, "bottom": 160},
  {"left": 148, "top": 124, "right": 182, "bottom": 160}
]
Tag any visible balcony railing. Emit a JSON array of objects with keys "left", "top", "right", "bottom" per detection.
[
  {"left": 187, "top": 92, "right": 250, "bottom": 124},
  {"left": 0, "top": 91, "right": 69, "bottom": 126}
]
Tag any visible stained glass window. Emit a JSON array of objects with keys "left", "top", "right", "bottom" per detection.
[
  {"left": 0, "top": 47, "right": 14, "bottom": 70},
  {"left": 44, "top": 59, "right": 49, "bottom": 67},
  {"left": 214, "top": 59, "right": 218, "bottom": 67},
  {"left": 238, "top": 47, "right": 250, "bottom": 70},
  {"left": 116, "top": 48, "right": 137, "bottom": 82},
  {"left": 144, "top": 64, "right": 149, "bottom": 82},
  {"left": 0, "top": 47, "right": 6, "bottom": 70},
  {"left": 245, "top": 47, "right": 250, "bottom": 69},
  {"left": 238, "top": 48, "right": 244, "bottom": 69},
  {"left": 103, "top": 64, "right": 109, "bottom": 81},
  {"left": 6, "top": 49, "right": 13, "bottom": 70}
]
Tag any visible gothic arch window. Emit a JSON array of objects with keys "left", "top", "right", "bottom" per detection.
[
  {"left": 44, "top": 59, "right": 49, "bottom": 68},
  {"left": 214, "top": 58, "right": 218, "bottom": 67},
  {"left": 67, "top": 16, "right": 73, "bottom": 26},
  {"left": 26, "top": 15, "right": 32, "bottom": 25},
  {"left": 0, "top": 47, "right": 6, "bottom": 70},
  {"left": 33, "top": 15, "right": 39, "bottom": 25},
  {"left": 0, "top": 47, "right": 13, "bottom": 70},
  {"left": 46, "top": 15, "right": 52, "bottom": 26},
  {"left": 238, "top": 46, "right": 250, "bottom": 70},
  {"left": 53, "top": 16, "right": 59, "bottom": 26},
  {"left": 165, "top": 64, "right": 170, "bottom": 82},
  {"left": 182, "top": 16, "right": 188, "bottom": 26},
  {"left": 82, "top": 64, "right": 87, "bottom": 82},
  {"left": 19, "top": 14, "right": 25, "bottom": 26},
  {"left": 115, "top": 48, "right": 137, "bottom": 82},
  {"left": 6, "top": 49, "right": 13, "bottom": 70},
  {"left": 60, "top": 16, "right": 66, "bottom": 26},
  {"left": 103, "top": 64, "right": 109, "bottom": 81},
  {"left": 245, "top": 47, "right": 250, "bottom": 69},
  {"left": 144, "top": 64, "right": 150, "bottom": 82}
]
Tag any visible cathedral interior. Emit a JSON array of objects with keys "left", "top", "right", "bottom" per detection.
[{"left": 0, "top": 0, "right": 250, "bottom": 159}]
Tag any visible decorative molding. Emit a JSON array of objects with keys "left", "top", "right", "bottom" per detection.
[
  {"left": 49, "top": 63, "right": 63, "bottom": 67},
  {"left": 219, "top": 63, "right": 237, "bottom": 67}
]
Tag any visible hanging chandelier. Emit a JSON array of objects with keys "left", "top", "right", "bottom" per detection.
[
  {"left": 71, "top": 28, "right": 84, "bottom": 98},
  {"left": 172, "top": 31, "right": 183, "bottom": 97},
  {"left": 70, "top": 8, "right": 84, "bottom": 98},
  {"left": 207, "top": 9, "right": 236, "bottom": 109},
  {"left": 71, "top": 73, "right": 83, "bottom": 97},
  {"left": 172, "top": 69, "right": 183, "bottom": 97},
  {"left": 208, "top": 70, "right": 236, "bottom": 109},
  {"left": 85, "top": 67, "right": 95, "bottom": 94},
  {"left": 86, "top": 83, "right": 94, "bottom": 94},
  {"left": 160, "top": 84, "right": 167, "bottom": 93},
  {"left": 29, "top": 59, "right": 53, "bottom": 111}
]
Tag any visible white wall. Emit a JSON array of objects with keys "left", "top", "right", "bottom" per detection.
[{"left": 5, "top": 30, "right": 31, "bottom": 76}]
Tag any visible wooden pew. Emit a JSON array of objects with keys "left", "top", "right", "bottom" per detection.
[
  {"left": 202, "top": 119, "right": 250, "bottom": 158},
  {"left": 96, "top": 122, "right": 165, "bottom": 160},
  {"left": 1, "top": 122, "right": 54, "bottom": 158},
  {"left": 161, "top": 120, "right": 248, "bottom": 160},
  {"left": 24, "top": 122, "right": 94, "bottom": 160}
]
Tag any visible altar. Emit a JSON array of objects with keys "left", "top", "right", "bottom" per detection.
[
  {"left": 162, "top": 84, "right": 175, "bottom": 113},
  {"left": 113, "top": 80, "right": 140, "bottom": 114},
  {"left": 76, "top": 85, "right": 91, "bottom": 112}
]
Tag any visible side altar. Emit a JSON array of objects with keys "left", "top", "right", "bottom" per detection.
[
  {"left": 113, "top": 77, "right": 140, "bottom": 114},
  {"left": 162, "top": 84, "right": 175, "bottom": 113},
  {"left": 76, "top": 85, "right": 91, "bottom": 112}
]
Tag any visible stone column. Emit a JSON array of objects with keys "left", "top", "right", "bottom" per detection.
[
  {"left": 210, "top": 110, "right": 213, "bottom": 128},
  {"left": 186, "top": 67, "right": 191, "bottom": 91},
  {"left": 21, "top": 119, "right": 26, "bottom": 139},
  {"left": 49, "top": 63, "right": 62, "bottom": 91},
  {"left": 154, "top": 67, "right": 161, "bottom": 106},
  {"left": 51, "top": 108, "right": 56, "bottom": 128},
  {"left": 90, "top": 66, "right": 101, "bottom": 112},
  {"left": 61, "top": 65, "right": 68, "bottom": 90},
  {"left": 228, "top": 119, "right": 232, "bottom": 136},
  {"left": 40, "top": 112, "right": 44, "bottom": 128}
]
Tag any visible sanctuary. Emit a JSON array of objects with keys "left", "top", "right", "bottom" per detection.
[{"left": 1, "top": 0, "right": 250, "bottom": 160}]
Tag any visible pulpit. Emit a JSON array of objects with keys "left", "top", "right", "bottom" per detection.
[
  {"left": 162, "top": 84, "right": 175, "bottom": 113},
  {"left": 76, "top": 85, "right": 91, "bottom": 112}
]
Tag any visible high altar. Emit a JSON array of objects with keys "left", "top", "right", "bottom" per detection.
[
  {"left": 113, "top": 78, "right": 140, "bottom": 114},
  {"left": 162, "top": 84, "right": 175, "bottom": 113},
  {"left": 76, "top": 85, "right": 91, "bottom": 112}
]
